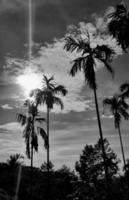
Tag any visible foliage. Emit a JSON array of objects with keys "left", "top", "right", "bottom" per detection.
[
  {"left": 75, "top": 138, "right": 119, "bottom": 183},
  {"left": 7, "top": 154, "right": 24, "bottom": 168},
  {"left": 17, "top": 99, "right": 47, "bottom": 159},
  {"left": 40, "top": 161, "right": 54, "bottom": 172},
  {"left": 120, "top": 81, "right": 129, "bottom": 99},
  {"left": 103, "top": 94, "right": 129, "bottom": 129},
  {"left": 30, "top": 75, "right": 68, "bottom": 110},
  {"left": 64, "top": 30, "right": 115, "bottom": 90},
  {"left": 74, "top": 139, "right": 120, "bottom": 200},
  {"left": 107, "top": 3, "right": 129, "bottom": 52}
]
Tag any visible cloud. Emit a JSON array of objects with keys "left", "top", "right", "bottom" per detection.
[
  {"left": 0, "top": 122, "right": 22, "bottom": 131},
  {"left": 5, "top": 39, "right": 86, "bottom": 113},
  {"left": 1, "top": 104, "right": 13, "bottom": 110},
  {"left": 0, "top": 0, "right": 28, "bottom": 13},
  {"left": 1, "top": 6, "right": 123, "bottom": 114}
]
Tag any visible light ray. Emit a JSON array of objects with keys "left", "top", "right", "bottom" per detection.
[
  {"left": 29, "top": 0, "right": 32, "bottom": 62},
  {"left": 15, "top": 1, "right": 34, "bottom": 199}
]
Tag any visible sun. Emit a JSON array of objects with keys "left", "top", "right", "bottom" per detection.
[{"left": 16, "top": 72, "right": 42, "bottom": 98}]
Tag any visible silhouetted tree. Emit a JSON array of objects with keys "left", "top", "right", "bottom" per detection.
[
  {"left": 17, "top": 99, "right": 46, "bottom": 169},
  {"left": 40, "top": 161, "right": 54, "bottom": 172},
  {"left": 30, "top": 75, "right": 68, "bottom": 173},
  {"left": 76, "top": 138, "right": 119, "bottom": 184},
  {"left": 107, "top": 2, "right": 129, "bottom": 52},
  {"left": 64, "top": 29, "right": 115, "bottom": 192},
  {"left": 74, "top": 138, "right": 119, "bottom": 200},
  {"left": 103, "top": 94, "right": 129, "bottom": 168},
  {"left": 7, "top": 154, "right": 24, "bottom": 168},
  {"left": 17, "top": 99, "right": 46, "bottom": 199}
]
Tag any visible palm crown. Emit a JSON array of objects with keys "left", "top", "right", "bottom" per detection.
[
  {"left": 107, "top": 3, "right": 129, "bottom": 52},
  {"left": 64, "top": 32, "right": 115, "bottom": 89},
  {"left": 17, "top": 99, "right": 46, "bottom": 158},
  {"left": 103, "top": 94, "right": 129, "bottom": 128},
  {"left": 120, "top": 81, "right": 129, "bottom": 98},
  {"left": 30, "top": 75, "right": 68, "bottom": 109}
]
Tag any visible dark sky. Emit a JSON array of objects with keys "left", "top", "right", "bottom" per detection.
[{"left": 0, "top": 0, "right": 129, "bottom": 169}]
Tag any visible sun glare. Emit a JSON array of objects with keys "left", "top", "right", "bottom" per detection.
[{"left": 16, "top": 73, "right": 42, "bottom": 98}]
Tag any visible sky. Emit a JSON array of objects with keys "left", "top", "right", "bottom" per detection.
[{"left": 0, "top": 0, "right": 129, "bottom": 169}]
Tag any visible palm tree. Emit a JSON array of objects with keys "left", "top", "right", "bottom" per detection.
[
  {"left": 17, "top": 99, "right": 47, "bottom": 199},
  {"left": 17, "top": 99, "right": 46, "bottom": 169},
  {"left": 7, "top": 154, "right": 24, "bottom": 168},
  {"left": 103, "top": 94, "right": 129, "bottom": 168},
  {"left": 107, "top": 2, "right": 129, "bottom": 52},
  {"left": 30, "top": 75, "right": 68, "bottom": 172},
  {"left": 64, "top": 31, "right": 115, "bottom": 192}
]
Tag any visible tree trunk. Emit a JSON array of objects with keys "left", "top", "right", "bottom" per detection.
[
  {"left": 14, "top": 165, "right": 22, "bottom": 200},
  {"left": 30, "top": 121, "right": 34, "bottom": 200},
  {"left": 47, "top": 106, "right": 50, "bottom": 173},
  {"left": 31, "top": 144, "right": 33, "bottom": 170},
  {"left": 30, "top": 142, "right": 33, "bottom": 200},
  {"left": 47, "top": 106, "right": 50, "bottom": 200},
  {"left": 118, "top": 126, "right": 126, "bottom": 168},
  {"left": 93, "top": 88, "right": 110, "bottom": 196}
]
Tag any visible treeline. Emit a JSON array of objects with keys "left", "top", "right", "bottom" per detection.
[{"left": 0, "top": 138, "right": 129, "bottom": 200}]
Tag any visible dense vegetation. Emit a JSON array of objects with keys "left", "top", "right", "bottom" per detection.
[{"left": 0, "top": 139, "right": 129, "bottom": 200}]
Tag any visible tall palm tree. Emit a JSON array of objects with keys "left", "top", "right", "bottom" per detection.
[
  {"left": 17, "top": 99, "right": 46, "bottom": 168},
  {"left": 107, "top": 2, "right": 129, "bottom": 52},
  {"left": 64, "top": 31, "right": 115, "bottom": 192},
  {"left": 31, "top": 75, "right": 68, "bottom": 172},
  {"left": 103, "top": 94, "right": 129, "bottom": 168},
  {"left": 17, "top": 99, "right": 47, "bottom": 199}
]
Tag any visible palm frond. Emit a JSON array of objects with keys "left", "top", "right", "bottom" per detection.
[
  {"left": 54, "top": 85, "right": 68, "bottom": 96},
  {"left": 43, "top": 74, "right": 54, "bottom": 85},
  {"left": 70, "top": 56, "right": 87, "bottom": 77},
  {"left": 53, "top": 96, "right": 64, "bottom": 110},
  {"left": 120, "top": 82, "right": 129, "bottom": 98},
  {"left": 30, "top": 89, "right": 43, "bottom": 105},
  {"left": 37, "top": 127, "right": 48, "bottom": 149},
  {"left": 97, "top": 58, "right": 114, "bottom": 77},
  {"left": 108, "top": 3, "right": 128, "bottom": 19},
  {"left": 120, "top": 107, "right": 129, "bottom": 120},
  {"left": 16, "top": 113, "right": 27, "bottom": 126},
  {"left": 107, "top": 3, "right": 129, "bottom": 52},
  {"left": 103, "top": 98, "right": 112, "bottom": 107},
  {"left": 35, "top": 117, "right": 46, "bottom": 123},
  {"left": 32, "top": 134, "right": 38, "bottom": 152},
  {"left": 64, "top": 36, "right": 90, "bottom": 53},
  {"left": 120, "top": 81, "right": 129, "bottom": 92},
  {"left": 120, "top": 99, "right": 129, "bottom": 110},
  {"left": 95, "top": 45, "right": 115, "bottom": 61}
]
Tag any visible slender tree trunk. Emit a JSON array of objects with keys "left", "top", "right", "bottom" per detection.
[
  {"left": 47, "top": 106, "right": 50, "bottom": 173},
  {"left": 31, "top": 144, "right": 33, "bottom": 170},
  {"left": 93, "top": 88, "right": 110, "bottom": 197},
  {"left": 118, "top": 125, "right": 126, "bottom": 168},
  {"left": 118, "top": 126, "right": 129, "bottom": 192},
  {"left": 30, "top": 125, "right": 34, "bottom": 200},
  {"left": 47, "top": 106, "right": 50, "bottom": 200},
  {"left": 14, "top": 165, "right": 22, "bottom": 200},
  {"left": 30, "top": 143, "right": 33, "bottom": 200}
]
